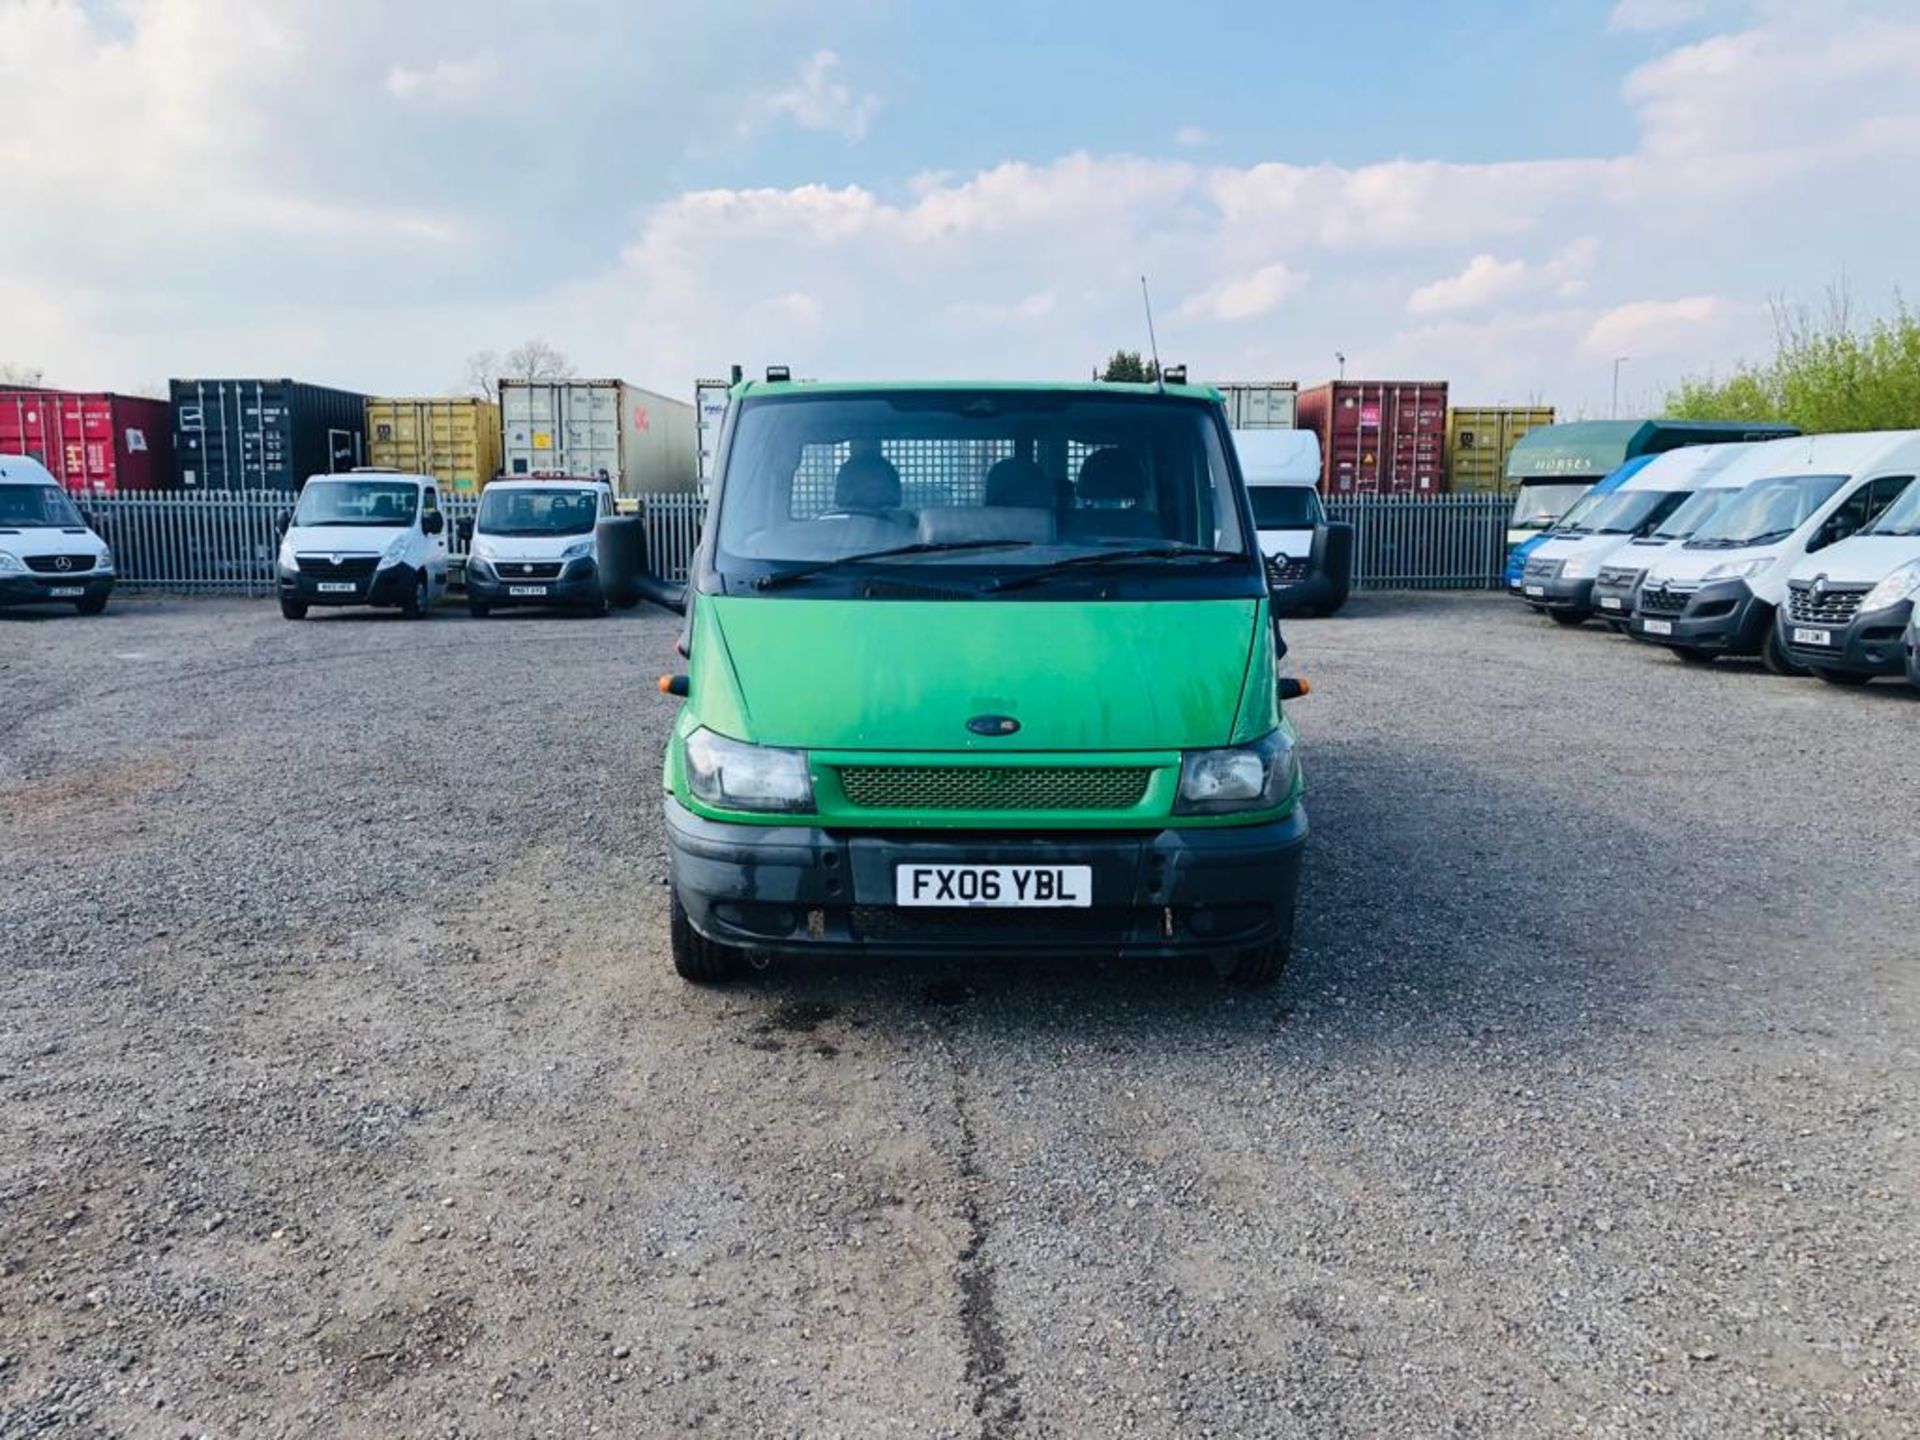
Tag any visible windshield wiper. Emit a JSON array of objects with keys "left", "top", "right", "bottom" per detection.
[
  {"left": 752, "top": 539, "right": 1035, "bottom": 591},
  {"left": 984, "top": 545, "right": 1247, "bottom": 594}
]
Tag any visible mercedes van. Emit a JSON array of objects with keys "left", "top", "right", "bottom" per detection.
[
  {"left": 459, "top": 476, "right": 617, "bottom": 616},
  {"left": 1630, "top": 433, "right": 1920, "bottom": 674},
  {"left": 0, "top": 455, "right": 115, "bottom": 615},
  {"left": 276, "top": 469, "right": 449, "bottom": 619},
  {"left": 1776, "top": 462, "right": 1920, "bottom": 685},
  {"left": 652, "top": 378, "right": 1308, "bottom": 987},
  {"left": 1235, "top": 428, "right": 1350, "bottom": 617}
]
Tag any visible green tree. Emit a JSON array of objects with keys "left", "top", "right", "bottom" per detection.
[
  {"left": 1099, "top": 349, "right": 1159, "bottom": 383},
  {"left": 1664, "top": 288, "right": 1920, "bottom": 432}
]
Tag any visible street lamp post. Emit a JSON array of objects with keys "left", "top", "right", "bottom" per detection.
[{"left": 1611, "top": 357, "right": 1630, "bottom": 419}]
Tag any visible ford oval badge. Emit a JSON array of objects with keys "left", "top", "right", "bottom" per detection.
[{"left": 967, "top": 714, "right": 1021, "bottom": 737}]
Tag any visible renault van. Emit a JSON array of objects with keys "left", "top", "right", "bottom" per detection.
[
  {"left": 1776, "top": 464, "right": 1920, "bottom": 685},
  {"left": 1591, "top": 459, "right": 1771, "bottom": 626},
  {"left": 1630, "top": 433, "right": 1920, "bottom": 673},
  {"left": 1517, "top": 444, "right": 1748, "bottom": 626},
  {"left": 276, "top": 469, "right": 448, "bottom": 619},
  {"left": 653, "top": 378, "right": 1308, "bottom": 986},
  {"left": 1234, "top": 428, "right": 1350, "bottom": 617},
  {"left": 0, "top": 455, "right": 115, "bottom": 614},
  {"left": 459, "top": 476, "right": 617, "bottom": 616}
]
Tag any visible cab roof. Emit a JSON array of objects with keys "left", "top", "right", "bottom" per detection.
[
  {"left": 729, "top": 378, "right": 1225, "bottom": 404},
  {"left": 1232, "top": 428, "right": 1322, "bottom": 487},
  {"left": 1708, "top": 430, "right": 1920, "bottom": 487},
  {"left": 485, "top": 475, "right": 612, "bottom": 489},
  {"left": 0, "top": 455, "right": 61, "bottom": 486}
]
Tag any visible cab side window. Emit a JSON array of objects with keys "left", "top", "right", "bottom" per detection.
[{"left": 1819, "top": 475, "right": 1910, "bottom": 549}]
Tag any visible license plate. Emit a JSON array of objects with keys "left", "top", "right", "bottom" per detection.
[
  {"left": 895, "top": 864, "right": 1092, "bottom": 908},
  {"left": 1792, "top": 627, "right": 1833, "bottom": 647},
  {"left": 1643, "top": 618, "right": 1673, "bottom": 636},
  {"left": 1524, "top": 585, "right": 1546, "bottom": 597},
  {"left": 509, "top": 585, "right": 549, "bottom": 597},
  {"left": 1599, "top": 597, "right": 1623, "bottom": 611},
  {"left": 317, "top": 581, "right": 356, "bottom": 594},
  {"left": 47, "top": 586, "right": 84, "bottom": 597}
]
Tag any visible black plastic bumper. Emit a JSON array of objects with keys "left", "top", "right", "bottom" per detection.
[
  {"left": 1590, "top": 572, "right": 1643, "bottom": 620},
  {"left": 664, "top": 797, "right": 1308, "bottom": 958},
  {"left": 466, "top": 558, "right": 602, "bottom": 608},
  {"left": 1517, "top": 573, "right": 1596, "bottom": 613},
  {"left": 1779, "top": 598, "right": 1914, "bottom": 676},
  {"left": 0, "top": 573, "right": 114, "bottom": 607},
  {"left": 279, "top": 563, "right": 418, "bottom": 607},
  {"left": 1272, "top": 569, "right": 1340, "bottom": 617},
  {"left": 1631, "top": 579, "right": 1770, "bottom": 654},
  {"left": 1907, "top": 621, "right": 1920, "bottom": 688}
]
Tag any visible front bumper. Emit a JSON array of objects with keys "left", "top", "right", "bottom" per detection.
[
  {"left": 1590, "top": 568, "right": 1644, "bottom": 622},
  {"left": 1907, "top": 621, "right": 1920, "bottom": 688},
  {"left": 466, "top": 557, "right": 602, "bottom": 607},
  {"left": 280, "top": 563, "right": 418, "bottom": 607},
  {"left": 664, "top": 797, "right": 1308, "bottom": 958},
  {"left": 0, "top": 571, "right": 115, "bottom": 607},
  {"left": 1271, "top": 568, "right": 1338, "bottom": 617},
  {"left": 1779, "top": 597, "right": 1914, "bottom": 676},
  {"left": 1630, "top": 578, "right": 1771, "bottom": 654},
  {"left": 1517, "top": 569, "right": 1596, "bottom": 613}
]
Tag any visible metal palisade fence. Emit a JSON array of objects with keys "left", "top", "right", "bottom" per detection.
[{"left": 87, "top": 489, "right": 1512, "bottom": 596}]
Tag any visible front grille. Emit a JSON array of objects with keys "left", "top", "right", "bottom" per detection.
[
  {"left": 295, "top": 554, "right": 379, "bottom": 579},
  {"left": 1264, "top": 554, "right": 1310, "bottom": 588},
  {"left": 494, "top": 560, "right": 564, "bottom": 580},
  {"left": 837, "top": 764, "right": 1154, "bottom": 812},
  {"left": 1787, "top": 584, "right": 1868, "bottom": 625},
  {"left": 1523, "top": 557, "right": 1564, "bottom": 583},
  {"left": 1638, "top": 586, "right": 1691, "bottom": 616},
  {"left": 1597, "top": 566, "right": 1643, "bottom": 589},
  {"left": 850, "top": 905, "right": 1126, "bottom": 945},
  {"left": 23, "top": 554, "right": 95, "bottom": 574}
]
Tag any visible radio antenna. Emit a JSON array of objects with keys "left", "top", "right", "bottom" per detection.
[{"left": 1140, "top": 275, "right": 1165, "bottom": 393}]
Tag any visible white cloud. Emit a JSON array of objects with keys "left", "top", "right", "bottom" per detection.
[
  {"left": 1407, "top": 255, "right": 1531, "bottom": 315},
  {"left": 386, "top": 51, "right": 499, "bottom": 106},
  {"left": 1177, "top": 264, "right": 1305, "bottom": 322},
  {"left": 1174, "top": 125, "right": 1210, "bottom": 148},
  {"left": 753, "top": 50, "right": 879, "bottom": 141},
  {"left": 1582, "top": 296, "right": 1728, "bottom": 356}
]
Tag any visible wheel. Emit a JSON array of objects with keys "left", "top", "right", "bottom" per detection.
[
  {"left": 1671, "top": 646, "right": 1715, "bottom": 665},
  {"left": 1761, "top": 625, "right": 1807, "bottom": 677},
  {"left": 1548, "top": 610, "right": 1588, "bottom": 628},
  {"left": 1813, "top": 667, "right": 1872, "bottom": 687},
  {"left": 1603, "top": 620, "right": 1628, "bottom": 635},
  {"left": 467, "top": 599, "right": 491, "bottom": 619},
  {"left": 74, "top": 594, "right": 108, "bottom": 616},
  {"left": 401, "top": 572, "right": 429, "bottom": 620},
  {"left": 1221, "top": 935, "right": 1292, "bottom": 987},
  {"left": 586, "top": 585, "right": 611, "bottom": 617},
  {"left": 280, "top": 597, "right": 308, "bottom": 620},
  {"left": 670, "top": 891, "right": 748, "bottom": 983}
]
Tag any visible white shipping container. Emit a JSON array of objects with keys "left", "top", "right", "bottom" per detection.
[
  {"left": 694, "top": 377, "right": 732, "bottom": 488},
  {"left": 1210, "top": 381, "right": 1299, "bottom": 430},
  {"left": 500, "top": 380, "right": 697, "bottom": 496}
]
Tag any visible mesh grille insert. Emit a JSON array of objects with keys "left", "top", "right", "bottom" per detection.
[{"left": 837, "top": 764, "right": 1153, "bottom": 812}]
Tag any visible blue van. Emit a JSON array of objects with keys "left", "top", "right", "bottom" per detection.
[{"left": 1506, "top": 456, "right": 1654, "bottom": 593}]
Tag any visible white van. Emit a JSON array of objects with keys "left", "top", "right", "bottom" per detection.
[
  {"left": 276, "top": 469, "right": 449, "bottom": 620},
  {"left": 1590, "top": 453, "right": 1773, "bottom": 626},
  {"left": 1234, "top": 429, "right": 1349, "bottom": 616},
  {"left": 1776, "top": 465, "right": 1920, "bottom": 684},
  {"left": 1630, "top": 432, "right": 1920, "bottom": 673},
  {"left": 458, "top": 476, "right": 618, "bottom": 616},
  {"left": 1518, "top": 443, "right": 1749, "bottom": 627},
  {"left": 0, "top": 455, "right": 115, "bottom": 615}
]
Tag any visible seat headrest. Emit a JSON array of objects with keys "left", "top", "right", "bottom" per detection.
[
  {"left": 1076, "top": 448, "right": 1147, "bottom": 504},
  {"left": 834, "top": 452, "right": 902, "bottom": 511},
  {"left": 983, "top": 457, "right": 1051, "bottom": 509}
]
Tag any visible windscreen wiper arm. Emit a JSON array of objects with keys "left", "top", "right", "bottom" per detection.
[
  {"left": 984, "top": 545, "right": 1247, "bottom": 594},
  {"left": 752, "top": 539, "right": 1034, "bottom": 591}
]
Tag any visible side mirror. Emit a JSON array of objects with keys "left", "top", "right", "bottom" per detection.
[
  {"left": 276, "top": 511, "right": 292, "bottom": 537},
  {"left": 455, "top": 516, "right": 473, "bottom": 543},
  {"left": 422, "top": 511, "right": 445, "bottom": 536}
]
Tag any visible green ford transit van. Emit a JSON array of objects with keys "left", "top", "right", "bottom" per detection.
[{"left": 654, "top": 378, "right": 1308, "bottom": 985}]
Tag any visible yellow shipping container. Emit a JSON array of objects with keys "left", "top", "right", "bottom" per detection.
[
  {"left": 364, "top": 397, "right": 503, "bottom": 497},
  {"left": 1446, "top": 406, "right": 1556, "bottom": 494}
]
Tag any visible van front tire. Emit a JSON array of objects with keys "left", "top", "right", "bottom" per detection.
[
  {"left": 280, "top": 597, "right": 307, "bottom": 620},
  {"left": 1813, "top": 667, "right": 1872, "bottom": 687},
  {"left": 401, "top": 573, "right": 429, "bottom": 620},
  {"left": 1222, "top": 935, "right": 1292, "bottom": 987},
  {"left": 75, "top": 594, "right": 109, "bottom": 616},
  {"left": 1548, "top": 610, "right": 1588, "bottom": 628},
  {"left": 1762, "top": 625, "right": 1806, "bottom": 677},
  {"left": 670, "top": 891, "right": 748, "bottom": 983}
]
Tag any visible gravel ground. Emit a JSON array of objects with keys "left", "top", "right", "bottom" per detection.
[{"left": 1, "top": 591, "right": 1915, "bottom": 1439}]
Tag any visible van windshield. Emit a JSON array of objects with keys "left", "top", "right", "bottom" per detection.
[
  {"left": 0, "top": 483, "right": 85, "bottom": 529},
  {"left": 478, "top": 487, "right": 598, "bottom": 537},
  {"left": 1510, "top": 482, "right": 1590, "bottom": 532},
  {"left": 293, "top": 480, "right": 419, "bottom": 528},
  {"left": 714, "top": 390, "right": 1252, "bottom": 590},
  {"left": 1652, "top": 486, "right": 1735, "bottom": 541},
  {"left": 1862, "top": 478, "right": 1920, "bottom": 537},
  {"left": 1589, "top": 490, "right": 1688, "bottom": 536},
  {"left": 1686, "top": 474, "right": 1845, "bottom": 548},
  {"left": 1248, "top": 487, "right": 1322, "bottom": 529}
]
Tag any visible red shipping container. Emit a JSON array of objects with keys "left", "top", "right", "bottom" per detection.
[
  {"left": 1297, "top": 381, "right": 1450, "bottom": 496},
  {"left": 0, "top": 389, "right": 175, "bottom": 493}
]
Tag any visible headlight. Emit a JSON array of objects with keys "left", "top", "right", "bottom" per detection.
[
  {"left": 1863, "top": 560, "right": 1920, "bottom": 612},
  {"left": 95, "top": 546, "right": 115, "bottom": 572},
  {"left": 376, "top": 534, "right": 409, "bottom": 569},
  {"left": 1175, "top": 728, "right": 1298, "bottom": 816},
  {"left": 1561, "top": 554, "right": 1595, "bottom": 580},
  {"left": 561, "top": 539, "right": 594, "bottom": 562},
  {"left": 683, "top": 728, "right": 814, "bottom": 813},
  {"left": 278, "top": 536, "right": 297, "bottom": 571},
  {"left": 1702, "top": 557, "right": 1770, "bottom": 582},
  {"left": 469, "top": 537, "right": 495, "bottom": 562},
  {"left": 0, "top": 551, "right": 24, "bottom": 573}
]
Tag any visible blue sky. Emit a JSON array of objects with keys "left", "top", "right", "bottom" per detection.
[{"left": 5, "top": 0, "right": 1919, "bottom": 416}]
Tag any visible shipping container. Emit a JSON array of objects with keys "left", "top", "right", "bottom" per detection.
[
  {"left": 0, "top": 390, "right": 174, "bottom": 493},
  {"left": 1296, "top": 381, "right": 1450, "bottom": 496},
  {"left": 694, "top": 377, "right": 732, "bottom": 489},
  {"left": 1209, "top": 380, "right": 1299, "bottom": 430},
  {"left": 499, "top": 380, "right": 697, "bottom": 496},
  {"left": 365, "top": 397, "right": 503, "bottom": 497},
  {"left": 171, "top": 379, "right": 368, "bottom": 490},
  {"left": 1445, "top": 406, "right": 1555, "bottom": 494}
]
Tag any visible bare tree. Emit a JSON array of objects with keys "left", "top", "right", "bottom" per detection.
[
  {"left": 458, "top": 340, "right": 578, "bottom": 401},
  {"left": 0, "top": 361, "right": 46, "bottom": 386}
]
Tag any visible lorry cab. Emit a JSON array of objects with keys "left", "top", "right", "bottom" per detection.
[
  {"left": 459, "top": 475, "right": 618, "bottom": 617},
  {"left": 1630, "top": 432, "right": 1920, "bottom": 674},
  {"left": 1516, "top": 444, "right": 1749, "bottom": 626},
  {"left": 276, "top": 469, "right": 448, "bottom": 620},
  {"left": 0, "top": 455, "right": 116, "bottom": 615},
  {"left": 1776, "top": 456, "right": 1920, "bottom": 685},
  {"left": 1234, "top": 428, "right": 1350, "bottom": 617},
  {"left": 654, "top": 378, "right": 1308, "bottom": 988}
]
